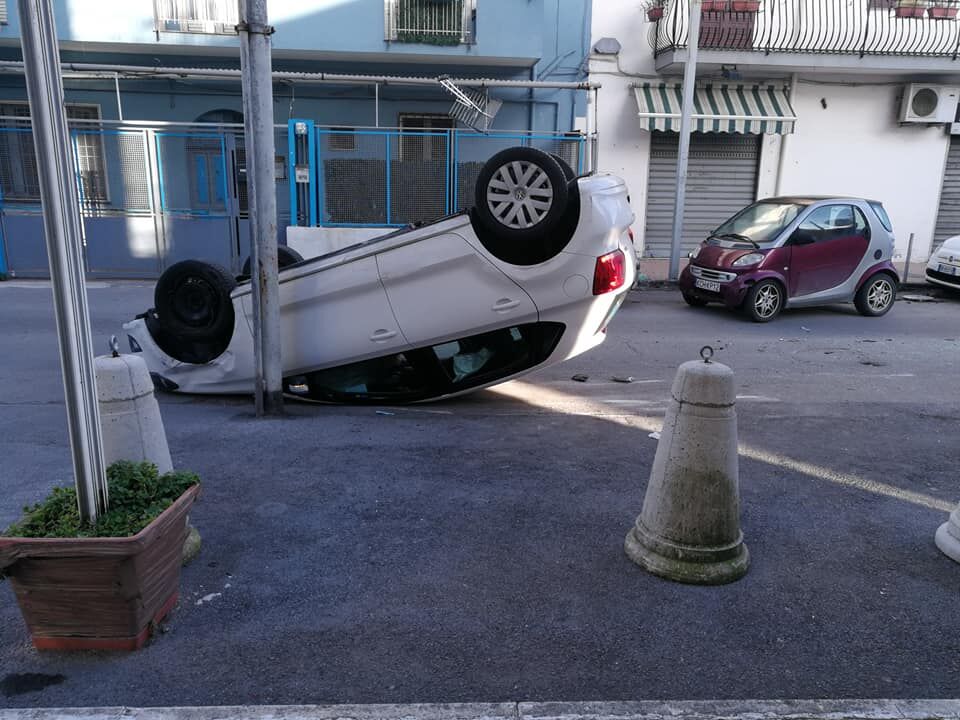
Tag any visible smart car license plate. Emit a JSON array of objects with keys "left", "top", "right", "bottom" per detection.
[
  {"left": 938, "top": 263, "right": 958, "bottom": 276},
  {"left": 695, "top": 278, "right": 721, "bottom": 292}
]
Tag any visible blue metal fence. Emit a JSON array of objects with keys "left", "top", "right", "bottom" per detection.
[{"left": 292, "top": 122, "right": 588, "bottom": 230}]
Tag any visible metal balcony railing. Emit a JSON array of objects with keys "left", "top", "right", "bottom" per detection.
[
  {"left": 153, "top": 0, "right": 238, "bottom": 35},
  {"left": 385, "top": 0, "right": 476, "bottom": 45},
  {"left": 652, "top": 0, "right": 960, "bottom": 59}
]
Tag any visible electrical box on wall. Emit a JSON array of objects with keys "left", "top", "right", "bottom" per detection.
[{"left": 900, "top": 85, "right": 959, "bottom": 124}]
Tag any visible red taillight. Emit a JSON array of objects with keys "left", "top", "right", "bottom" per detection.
[{"left": 593, "top": 249, "right": 626, "bottom": 295}]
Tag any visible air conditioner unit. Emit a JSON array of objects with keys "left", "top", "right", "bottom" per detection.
[{"left": 900, "top": 84, "right": 959, "bottom": 124}]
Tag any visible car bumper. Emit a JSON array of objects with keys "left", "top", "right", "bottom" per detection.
[
  {"left": 926, "top": 266, "right": 960, "bottom": 290},
  {"left": 678, "top": 266, "right": 752, "bottom": 308}
]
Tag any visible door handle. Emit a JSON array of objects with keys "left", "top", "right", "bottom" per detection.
[
  {"left": 370, "top": 329, "right": 397, "bottom": 343},
  {"left": 492, "top": 298, "right": 521, "bottom": 313}
]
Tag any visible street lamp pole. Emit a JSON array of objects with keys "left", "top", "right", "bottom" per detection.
[
  {"left": 18, "top": 0, "right": 108, "bottom": 521},
  {"left": 668, "top": 0, "right": 702, "bottom": 281},
  {"left": 238, "top": 0, "right": 283, "bottom": 416}
]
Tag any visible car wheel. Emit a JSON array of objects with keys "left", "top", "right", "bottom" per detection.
[
  {"left": 153, "top": 260, "right": 237, "bottom": 363},
  {"left": 855, "top": 273, "right": 896, "bottom": 317},
  {"left": 744, "top": 280, "right": 784, "bottom": 322},
  {"left": 682, "top": 292, "right": 709, "bottom": 308},
  {"left": 550, "top": 153, "right": 577, "bottom": 182},
  {"left": 240, "top": 245, "right": 303, "bottom": 278},
  {"left": 474, "top": 147, "right": 569, "bottom": 242}
]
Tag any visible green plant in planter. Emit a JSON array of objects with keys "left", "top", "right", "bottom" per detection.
[{"left": 4, "top": 461, "right": 199, "bottom": 540}]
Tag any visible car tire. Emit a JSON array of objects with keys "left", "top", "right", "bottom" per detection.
[
  {"left": 682, "top": 292, "right": 709, "bottom": 308},
  {"left": 153, "top": 260, "right": 237, "bottom": 363},
  {"left": 240, "top": 245, "right": 303, "bottom": 278},
  {"left": 854, "top": 273, "right": 896, "bottom": 317},
  {"left": 550, "top": 153, "right": 577, "bottom": 182},
  {"left": 743, "top": 279, "right": 784, "bottom": 322},
  {"left": 474, "top": 147, "right": 569, "bottom": 242}
]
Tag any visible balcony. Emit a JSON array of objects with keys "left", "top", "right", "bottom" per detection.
[
  {"left": 651, "top": 0, "right": 960, "bottom": 73},
  {"left": 385, "top": 0, "right": 476, "bottom": 45}
]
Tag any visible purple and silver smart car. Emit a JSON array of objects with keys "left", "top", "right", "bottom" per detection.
[{"left": 678, "top": 197, "right": 900, "bottom": 322}]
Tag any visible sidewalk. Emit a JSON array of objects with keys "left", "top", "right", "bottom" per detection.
[{"left": 2, "top": 700, "right": 960, "bottom": 720}]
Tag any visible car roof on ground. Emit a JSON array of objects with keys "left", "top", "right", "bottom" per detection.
[{"left": 759, "top": 196, "right": 880, "bottom": 205}]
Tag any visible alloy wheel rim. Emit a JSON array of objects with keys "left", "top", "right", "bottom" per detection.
[
  {"left": 867, "top": 278, "right": 893, "bottom": 312},
  {"left": 486, "top": 160, "right": 554, "bottom": 229},
  {"left": 754, "top": 284, "right": 781, "bottom": 318}
]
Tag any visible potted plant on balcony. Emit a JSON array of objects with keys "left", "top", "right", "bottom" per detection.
[
  {"left": 731, "top": 1, "right": 761, "bottom": 11},
  {"left": 895, "top": 0, "right": 928, "bottom": 18},
  {"left": 928, "top": 0, "right": 959, "bottom": 19},
  {"left": 0, "top": 461, "right": 200, "bottom": 650},
  {"left": 644, "top": 0, "right": 665, "bottom": 21}
]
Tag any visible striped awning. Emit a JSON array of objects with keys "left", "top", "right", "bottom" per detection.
[{"left": 634, "top": 83, "right": 796, "bottom": 135}]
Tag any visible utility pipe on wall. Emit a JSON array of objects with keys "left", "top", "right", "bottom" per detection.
[{"left": 774, "top": 73, "right": 799, "bottom": 197}]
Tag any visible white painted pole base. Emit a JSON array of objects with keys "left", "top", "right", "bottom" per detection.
[
  {"left": 95, "top": 353, "right": 173, "bottom": 474},
  {"left": 625, "top": 358, "right": 749, "bottom": 585},
  {"left": 935, "top": 504, "right": 960, "bottom": 564}
]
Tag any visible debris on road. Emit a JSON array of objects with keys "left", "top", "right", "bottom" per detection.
[
  {"left": 648, "top": 431, "right": 661, "bottom": 440},
  {"left": 375, "top": 410, "right": 395, "bottom": 416},
  {"left": 901, "top": 294, "right": 936, "bottom": 303},
  {"left": 571, "top": 374, "right": 589, "bottom": 382},
  {"left": 611, "top": 375, "right": 634, "bottom": 383}
]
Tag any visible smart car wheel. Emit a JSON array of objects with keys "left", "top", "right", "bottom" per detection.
[
  {"left": 682, "top": 292, "right": 708, "bottom": 308},
  {"left": 154, "top": 261, "right": 237, "bottom": 363},
  {"left": 855, "top": 273, "right": 896, "bottom": 317},
  {"left": 240, "top": 245, "right": 303, "bottom": 278},
  {"left": 744, "top": 280, "right": 784, "bottom": 322},
  {"left": 474, "top": 147, "right": 569, "bottom": 241}
]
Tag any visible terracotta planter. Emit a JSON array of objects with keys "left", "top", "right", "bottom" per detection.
[
  {"left": 731, "top": 1, "right": 761, "bottom": 10},
  {"left": 701, "top": 0, "right": 729, "bottom": 10},
  {"left": 0, "top": 484, "right": 199, "bottom": 651},
  {"left": 647, "top": 6, "right": 665, "bottom": 20},
  {"left": 928, "top": 6, "right": 958, "bottom": 18},
  {"left": 895, "top": 6, "right": 927, "bottom": 17}
]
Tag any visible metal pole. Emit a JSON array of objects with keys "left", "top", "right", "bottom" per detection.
[
  {"left": 18, "top": 0, "right": 108, "bottom": 522},
  {"left": 903, "top": 232, "right": 915, "bottom": 284},
  {"left": 238, "top": 0, "right": 283, "bottom": 415},
  {"left": 375, "top": 82, "right": 380, "bottom": 127},
  {"left": 668, "top": 0, "right": 702, "bottom": 281}
]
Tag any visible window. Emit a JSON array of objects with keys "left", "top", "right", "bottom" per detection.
[
  {"left": 327, "top": 128, "right": 357, "bottom": 152},
  {"left": 0, "top": 103, "right": 107, "bottom": 204},
  {"left": 385, "top": 0, "right": 476, "bottom": 45},
  {"left": 713, "top": 201, "right": 804, "bottom": 245},
  {"left": 869, "top": 201, "right": 893, "bottom": 232},
  {"left": 796, "top": 205, "right": 864, "bottom": 243},
  {"left": 287, "top": 322, "right": 564, "bottom": 403},
  {"left": 154, "top": 0, "right": 238, "bottom": 35},
  {"left": 0, "top": 2, "right": 8, "bottom": 25},
  {"left": 399, "top": 114, "right": 453, "bottom": 162}
]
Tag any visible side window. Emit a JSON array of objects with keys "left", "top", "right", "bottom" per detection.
[{"left": 797, "top": 205, "right": 856, "bottom": 243}]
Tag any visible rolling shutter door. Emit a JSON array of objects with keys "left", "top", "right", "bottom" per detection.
[
  {"left": 644, "top": 132, "right": 760, "bottom": 258},
  {"left": 934, "top": 136, "right": 960, "bottom": 246}
]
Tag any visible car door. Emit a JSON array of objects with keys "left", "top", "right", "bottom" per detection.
[
  {"left": 376, "top": 232, "right": 538, "bottom": 347},
  {"left": 788, "top": 204, "right": 871, "bottom": 297},
  {"left": 240, "top": 256, "right": 408, "bottom": 375}
]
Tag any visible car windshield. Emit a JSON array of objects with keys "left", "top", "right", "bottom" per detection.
[{"left": 711, "top": 201, "right": 804, "bottom": 245}]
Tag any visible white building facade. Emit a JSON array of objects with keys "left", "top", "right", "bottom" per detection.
[{"left": 591, "top": 0, "right": 960, "bottom": 279}]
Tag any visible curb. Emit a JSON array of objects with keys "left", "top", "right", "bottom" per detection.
[{"left": 2, "top": 700, "right": 960, "bottom": 720}]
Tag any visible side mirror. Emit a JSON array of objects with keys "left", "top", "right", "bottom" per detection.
[{"left": 790, "top": 228, "right": 817, "bottom": 246}]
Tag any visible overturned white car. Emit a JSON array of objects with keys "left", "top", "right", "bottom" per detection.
[{"left": 123, "top": 147, "right": 636, "bottom": 403}]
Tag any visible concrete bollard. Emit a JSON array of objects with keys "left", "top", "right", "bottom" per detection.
[
  {"left": 935, "top": 503, "right": 960, "bottom": 564},
  {"left": 625, "top": 349, "right": 749, "bottom": 584},
  {"left": 95, "top": 351, "right": 173, "bottom": 475}
]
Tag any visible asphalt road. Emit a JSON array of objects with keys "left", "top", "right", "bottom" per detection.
[{"left": 1, "top": 281, "right": 958, "bottom": 706}]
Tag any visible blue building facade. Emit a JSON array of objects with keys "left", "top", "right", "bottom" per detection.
[{"left": 0, "top": 0, "right": 593, "bottom": 277}]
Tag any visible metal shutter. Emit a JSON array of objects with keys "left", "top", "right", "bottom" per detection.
[
  {"left": 934, "top": 135, "right": 960, "bottom": 246},
  {"left": 644, "top": 131, "right": 760, "bottom": 258}
]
